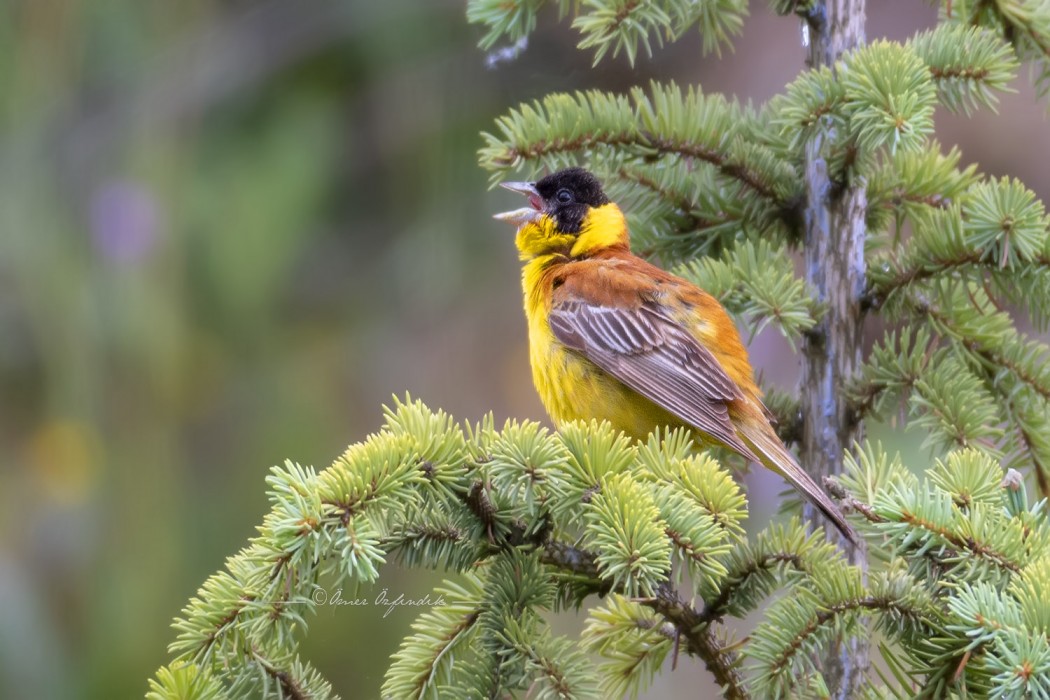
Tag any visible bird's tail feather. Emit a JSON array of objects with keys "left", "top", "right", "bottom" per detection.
[{"left": 738, "top": 421, "right": 858, "bottom": 544}]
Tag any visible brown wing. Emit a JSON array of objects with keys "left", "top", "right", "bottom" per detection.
[{"left": 548, "top": 297, "right": 761, "bottom": 462}]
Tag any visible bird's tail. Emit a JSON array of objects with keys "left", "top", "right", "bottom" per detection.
[{"left": 738, "top": 419, "right": 858, "bottom": 544}]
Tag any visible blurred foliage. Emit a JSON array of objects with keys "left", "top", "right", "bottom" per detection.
[{"left": 0, "top": 1, "right": 535, "bottom": 697}]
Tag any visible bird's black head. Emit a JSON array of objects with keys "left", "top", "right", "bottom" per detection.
[
  {"left": 534, "top": 168, "right": 610, "bottom": 234},
  {"left": 495, "top": 167, "right": 627, "bottom": 259}
]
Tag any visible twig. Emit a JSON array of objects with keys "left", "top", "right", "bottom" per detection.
[{"left": 540, "top": 540, "right": 750, "bottom": 699}]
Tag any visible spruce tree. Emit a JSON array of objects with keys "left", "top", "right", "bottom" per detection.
[{"left": 149, "top": 2, "right": 1050, "bottom": 698}]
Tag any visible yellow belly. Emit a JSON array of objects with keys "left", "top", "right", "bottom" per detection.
[{"left": 527, "top": 311, "right": 682, "bottom": 441}]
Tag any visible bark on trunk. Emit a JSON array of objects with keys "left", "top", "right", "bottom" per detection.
[{"left": 800, "top": 1, "right": 869, "bottom": 697}]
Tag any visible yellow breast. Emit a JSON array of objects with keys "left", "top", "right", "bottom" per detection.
[{"left": 521, "top": 258, "right": 679, "bottom": 440}]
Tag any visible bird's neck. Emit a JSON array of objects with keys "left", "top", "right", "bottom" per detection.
[
  {"left": 519, "top": 202, "right": 631, "bottom": 297},
  {"left": 570, "top": 203, "right": 630, "bottom": 258}
]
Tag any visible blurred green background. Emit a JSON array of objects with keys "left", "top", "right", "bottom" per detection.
[{"left": 1, "top": 1, "right": 1047, "bottom": 698}]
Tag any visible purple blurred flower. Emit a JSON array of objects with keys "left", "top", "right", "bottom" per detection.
[{"left": 89, "top": 182, "right": 161, "bottom": 264}]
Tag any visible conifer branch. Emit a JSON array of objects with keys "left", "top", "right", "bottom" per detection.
[
  {"left": 644, "top": 134, "right": 781, "bottom": 204},
  {"left": 492, "top": 128, "right": 787, "bottom": 206},
  {"left": 383, "top": 575, "right": 486, "bottom": 699},
  {"left": 541, "top": 538, "right": 747, "bottom": 698},
  {"left": 917, "top": 296, "right": 1050, "bottom": 402},
  {"left": 860, "top": 284, "right": 1050, "bottom": 492},
  {"left": 844, "top": 327, "right": 939, "bottom": 424},
  {"left": 464, "top": 479, "right": 500, "bottom": 538},
  {"left": 869, "top": 252, "right": 1050, "bottom": 312},
  {"left": 645, "top": 584, "right": 748, "bottom": 700},
  {"left": 539, "top": 540, "right": 601, "bottom": 580},
  {"left": 824, "top": 477, "right": 887, "bottom": 525},
  {"left": 479, "top": 84, "right": 801, "bottom": 224},
  {"left": 893, "top": 508, "right": 1021, "bottom": 574},
  {"left": 868, "top": 251, "right": 982, "bottom": 303},
  {"left": 468, "top": 0, "right": 747, "bottom": 65},
  {"left": 699, "top": 550, "right": 808, "bottom": 624},
  {"left": 677, "top": 239, "right": 822, "bottom": 345},
  {"left": 902, "top": 193, "right": 953, "bottom": 209},
  {"left": 154, "top": 396, "right": 1050, "bottom": 698},
  {"left": 929, "top": 65, "right": 989, "bottom": 80},
  {"left": 252, "top": 649, "right": 308, "bottom": 700},
  {"left": 765, "top": 595, "right": 927, "bottom": 679},
  {"left": 615, "top": 165, "right": 743, "bottom": 245},
  {"left": 911, "top": 24, "right": 1019, "bottom": 114}
]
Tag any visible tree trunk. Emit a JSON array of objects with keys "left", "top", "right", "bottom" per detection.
[{"left": 800, "top": 1, "right": 869, "bottom": 697}]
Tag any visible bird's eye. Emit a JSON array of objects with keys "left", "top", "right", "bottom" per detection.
[{"left": 555, "top": 189, "right": 573, "bottom": 204}]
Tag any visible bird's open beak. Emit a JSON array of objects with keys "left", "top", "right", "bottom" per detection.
[
  {"left": 494, "top": 180, "right": 543, "bottom": 226},
  {"left": 493, "top": 206, "right": 541, "bottom": 226}
]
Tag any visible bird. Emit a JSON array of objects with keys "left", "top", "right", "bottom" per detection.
[{"left": 493, "top": 166, "right": 856, "bottom": 543}]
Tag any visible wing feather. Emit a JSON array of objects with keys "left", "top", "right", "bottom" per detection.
[{"left": 549, "top": 298, "right": 759, "bottom": 461}]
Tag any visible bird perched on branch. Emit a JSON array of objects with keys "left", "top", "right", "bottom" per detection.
[{"left": 494, "top": 166, "right": 856, "bottom": 543}]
